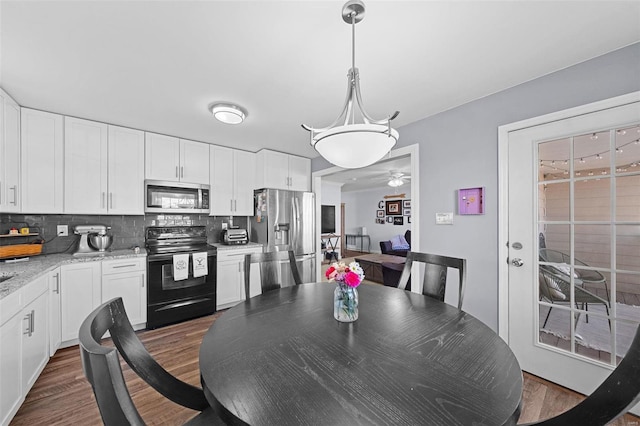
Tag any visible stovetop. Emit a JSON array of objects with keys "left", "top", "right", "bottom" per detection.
[{"left": 145, "top": 226, "right": 211, "bottom": 255}]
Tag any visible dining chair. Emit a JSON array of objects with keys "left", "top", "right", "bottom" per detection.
[
  {"left": 520, "top": 325, "right": 640, "bottom": 425},
  {"left": 244, "top": 249, "right": 302, "bottom": 298},
  {"left": 78, "top": 297, "right": 225, "bottom": 425},
  {"left": 397, "top": 251, "right": 466, "bottom": 309}
]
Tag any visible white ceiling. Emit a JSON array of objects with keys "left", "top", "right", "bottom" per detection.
[{"left": 2, "top": 1, "right": 639, "bottom": 164}]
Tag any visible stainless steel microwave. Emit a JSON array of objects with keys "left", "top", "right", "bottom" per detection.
[{"left": 144, "top": 180, "right": 210, "bottom": 214}]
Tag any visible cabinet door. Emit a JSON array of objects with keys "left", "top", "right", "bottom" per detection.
[
  {"left": 64, "top": 117, "right": 108, "bottom": 214},
  {"left": 210, "top": 145, "right": 234, "bottom": 216},
  {"left": 21, "top": 291, "right": 49, "bottom": 393},
  {"left": 180, "top": 139, "right": 209, "bottom": 184},
  {"left": 108, "top": 125, "right": 145, "bottom": 214},
  {"left": 1, "top": 90, "right": 21, "bottom": 212},
  {"left": 216, "top": 261, "right": 244, "bottom": 309},
  {"left": 234, "top": 150, "right": 256, "bottom": 215},
  {"left": 145, "top": 132, "right": 180, "bottom": 181},
  {"left": 21, "top": 108, "right": 64, "bottom": 213},
  {"left": 101, "top": 271, "right": 146, "bottom": 326},
  {"left": 0, "top": 312, "right": 22, "bottom": 426},
  {"left": 288, "top": 155, "right": 311, "bottom": 191},
  {"left": 262, "top": 150, "right": 289, "bottom": 190},
  {"left": 49, "top": 268, "right": 62, "bottom": 356},
  {"left": 61, "top": 262, "right": 101, "bottom": 343}
]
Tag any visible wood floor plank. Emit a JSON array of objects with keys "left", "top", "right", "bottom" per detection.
[{"left": 10, "top": 311, "right": 640, "bottom": 425}]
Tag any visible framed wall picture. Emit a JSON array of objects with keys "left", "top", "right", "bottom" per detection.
[
  {"left": 375, "top": 218, "right": 385, "bottom": 224},
  {"left": 385, "top": 200, "right": 402, "bottom": 216},
  {"left": 393, "top": 217, "right": 404, "bottom": 225},
  {"left": 403, "top": 200, "right": 411, "bottom": 208},
  {"left": 386, "top": 216, "right": 393, "bottom": 223},
  {"left": 376, "top": 210, "right": 384, "bottom": 218},
  {"left": 408, "top": 216, "right": 411, "bottom": 223},
  {"left": 403, "top": 208, "right": 411, "bottom": 216}
]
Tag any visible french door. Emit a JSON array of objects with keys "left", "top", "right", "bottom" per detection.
[{"left": 501, "top": 93, "right": 640, "bottom": 411}]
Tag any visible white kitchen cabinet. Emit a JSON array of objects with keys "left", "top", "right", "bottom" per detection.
[
  {"left": 180, "top": 139, "right": 210, "bottom": 184},
  {"left": 216, "top": 246, "right": 262, "bottom": 309},
  {"left": 65, "top": 119, "right": 144, "bottom": 215},
  {"left": 101, "top": 257, "right": 147, "bottom": 326},
  {"left": 107, "top": 125, "right": 145, "bottom": 215},
  {"left": 145, "top": 133, "right": 209, "bottom": 184},
  {"left": 0, "top": 297, "right": 22, "bottom": 426},
  {"left": 256, "top": 149, "right": 310, "bottom": 191},
  {"left": 48, "top": 267, "right": 61, "bottom": 356},
  {"left": 20, "top": 108, "right": 64, "bottom": 213},
  {"left": 64, "top": 117, "right": 108, "bottom": 213},
  {"left": 0, "top": 89, "right": 21, "bottom": 213},
  {"left": 60, "top": 262, "right": 101, "bottom": 344},
  {"left": 210, "top": 146, "right": 255, "bottom": 216},
  {"left": 21, "top": 288, "right": 49, "bottom": 395},
  {"left": 0, "top": 273, "right": 49, "bottom": 426}
]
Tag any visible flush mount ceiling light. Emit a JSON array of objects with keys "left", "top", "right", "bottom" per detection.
[
  {"left": 211, "top": 103, "right": 246, "bottom": 125},
  {"left": 302, "top": 0, "right": 399, "bottom": 169}
]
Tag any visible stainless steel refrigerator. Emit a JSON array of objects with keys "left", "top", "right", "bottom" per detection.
[{"left": 250, "top": 188, "right": 316, "bottom": 284}]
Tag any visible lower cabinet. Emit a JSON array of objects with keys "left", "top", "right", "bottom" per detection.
[
  {"left": 48, "top": 268, "right": 61, "bottom": 356},
  {"left": 216, "top": 246, "right": 263, "bottom": 310},
  {"left": 0, "top": 274, "right": 49, "bottom": 426},
  {"left": 101, "top": 258, "right": 147, "bottom": 326},
  {"left": 60, "top": 262, "right": 102, "bottom": 343}
]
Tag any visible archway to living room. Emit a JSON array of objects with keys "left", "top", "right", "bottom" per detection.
[{"left": 312, "top": 144, "right": 420, "bottom": 284}]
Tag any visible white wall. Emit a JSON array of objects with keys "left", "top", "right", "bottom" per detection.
[{"left": 342, "top": 186, "right": 412, "bottom": 253}]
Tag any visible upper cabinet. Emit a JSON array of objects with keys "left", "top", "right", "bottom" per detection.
[
  {"left": 107, "top": 126, "right": 145, "bottom": 215},
  {"left": 64, "top": 117, "right": 108, "bottom": 214},
  {"left": 64, "top": 118, "right": 144, "bottom": 215},
  {"left": 256, "top": 150, "right": 310, "bottom": 192},
  {"left": 0, "top": 89, "right": 21, "bottom": 213},
  {"left": 21, "top": 108, "right": 64, "bottom": 213},
  {"left": 210, "top": 146, "right": 255, "bottom": 216},
  {"left": 145, "top": 133, "right": 209, "bottom": 184}
]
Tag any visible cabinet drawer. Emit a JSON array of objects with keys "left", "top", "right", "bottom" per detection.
[
  {"left": 217, "top": 247, "right": 263, "bottom": 262},
  {"left": 22, "top": 274, "right": 49, "bottom": 305},
  {"left": 102, "top": 258, "right": 146, "bottom": 275}
]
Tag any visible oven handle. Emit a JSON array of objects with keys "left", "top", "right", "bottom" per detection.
[
  {"left": 148, "top": 252, "right": 215, "bottom": 262},
  {"left": 156, "top": 297, "right": 215, "bottom": 312}
]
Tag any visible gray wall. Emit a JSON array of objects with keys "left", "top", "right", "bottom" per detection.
[
  {"left": 312, "top": 43, "right": 640, "bottom": 330},
  {"left": 342, "top": 187, "right": 411, "bottom": 253}
]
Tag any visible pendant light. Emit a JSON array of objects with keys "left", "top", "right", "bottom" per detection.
[{"left": 302, "top": 0, "right": 399, "bottom": 169}]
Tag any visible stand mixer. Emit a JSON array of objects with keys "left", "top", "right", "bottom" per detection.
[{"left": 74, "top": 225, "right": 112, "bottom": 255}]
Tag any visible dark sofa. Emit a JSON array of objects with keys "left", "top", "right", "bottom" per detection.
[{"left": 379, "top": 230, "right": 411, "bottom": 257}]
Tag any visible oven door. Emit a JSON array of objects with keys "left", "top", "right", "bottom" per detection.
[{"left": 147, "top": 251, "right": 216, "bottom": 305}]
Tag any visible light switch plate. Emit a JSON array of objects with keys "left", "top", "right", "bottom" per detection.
[
  {"left": 57, "top": 225, "right": 68, "bottom": 236},
  {"left": 435, "top": 212, "right": 454, "bottom": 225}
]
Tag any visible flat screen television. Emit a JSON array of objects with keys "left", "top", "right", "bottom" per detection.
[{"left": 321, "top": 205, "right": 336, "bottom": 234}]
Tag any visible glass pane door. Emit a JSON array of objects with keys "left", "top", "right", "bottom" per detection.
[{"left": 537, "top": 124, "right": 640, "bottom": 365}]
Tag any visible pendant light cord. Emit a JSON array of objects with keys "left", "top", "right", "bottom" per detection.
[{"left": 351, "top": 12, "right": 356, "bottom": 71}]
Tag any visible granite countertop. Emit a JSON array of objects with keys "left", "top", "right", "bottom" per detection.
[
  {"left": 210, "top": 242, "right": 263, "bottom": 251},
  {"left": 0, "top": 249, "right": 148, "bottom": 300}
]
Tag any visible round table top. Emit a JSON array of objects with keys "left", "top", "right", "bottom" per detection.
[{"left": 200, "top": 283, "right": 522, "bottom": 426}]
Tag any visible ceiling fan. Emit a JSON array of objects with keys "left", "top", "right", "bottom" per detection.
[{"left": 387, "top": 171, "right": 411, "bottom": 187}]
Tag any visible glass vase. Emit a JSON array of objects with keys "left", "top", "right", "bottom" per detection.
[{"left": 334, "top": 283, "right": 358, "bottom": 322}]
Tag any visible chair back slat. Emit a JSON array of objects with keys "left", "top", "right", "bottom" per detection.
[
  {"left": 244, "top": 250, "right": 302, "bottom": 299},
  {"left": 398, "top": 252, "right": 466, "bottom": 309},
  {"left": 79, "top": 298, "right": 211, "bottom": 426}
]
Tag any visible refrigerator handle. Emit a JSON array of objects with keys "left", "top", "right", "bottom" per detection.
[{"left": 292, "top": 197, "right": 298, "bottom": 251}]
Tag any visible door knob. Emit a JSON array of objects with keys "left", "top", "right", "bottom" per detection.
[{"left": 511, "top": 258, "right": 524, "bottom": 267}]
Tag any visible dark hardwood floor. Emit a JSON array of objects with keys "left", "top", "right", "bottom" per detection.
[{"left": 10, "top": 311, "right": 640, "bottom": 425}]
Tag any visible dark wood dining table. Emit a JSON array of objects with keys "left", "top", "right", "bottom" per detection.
[{"left": 199, "top": 283, "right": 523, "bottom": 425}]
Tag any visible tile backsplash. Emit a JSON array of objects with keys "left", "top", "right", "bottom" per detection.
[{"left": 0, "top": 214, "right": 248, "bottom": 255}]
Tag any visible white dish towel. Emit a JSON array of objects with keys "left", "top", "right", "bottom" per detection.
[
  {"left": 173, "top": 253, "right": 189, "bottom": 281},
  {"left": 192, "top": 252, "right": 208, "bottom": 278}
]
